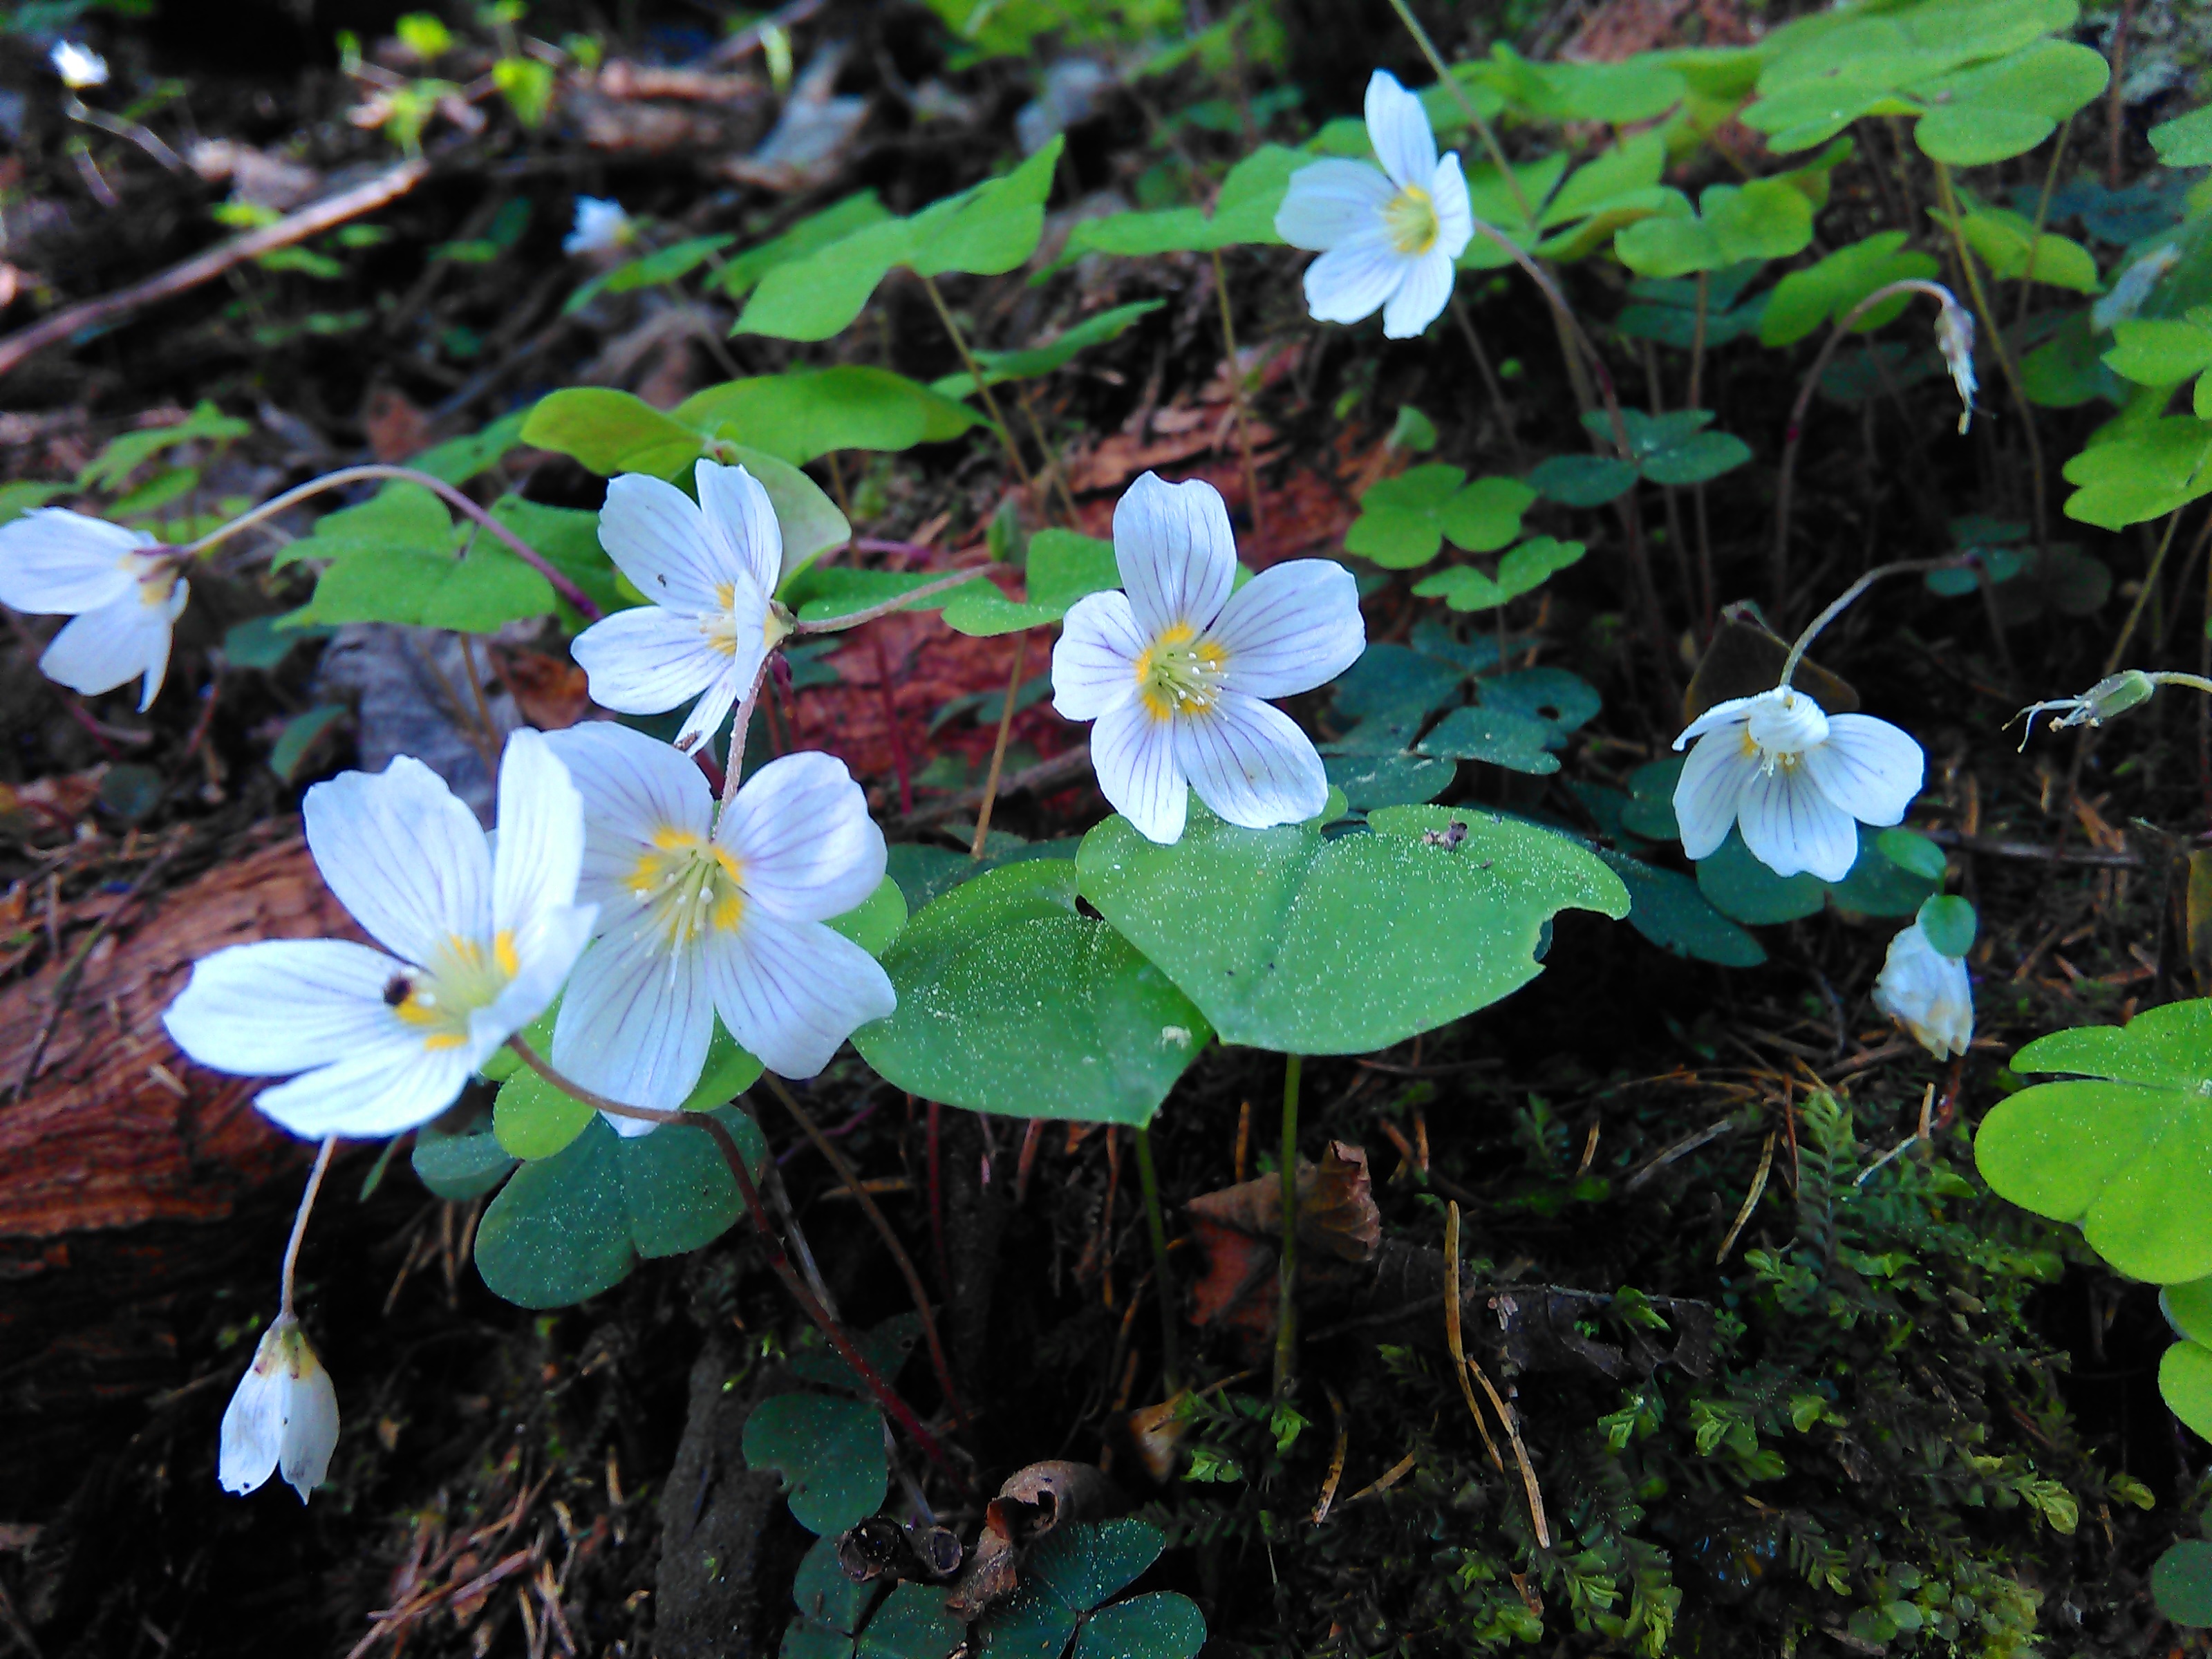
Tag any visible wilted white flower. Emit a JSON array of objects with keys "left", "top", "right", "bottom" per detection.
[
  {"left": 1672, "top": 686, "right": 1923, "bottom": 883},
  {"left": 164, "top": 732, "right": 595, "bottom": 1138},
  {"left": 1934, "top": 293, "right": 1977, "bottom": 434},
  {"left": 2092, "top": 243, "right": 2181, "bottom": 333},
  {"left": 0, "top": 508, "right": 189, "bottom": 710},
  {"left": 570, "top": 461, "right": 795, "bottom": 757},
  {"left": 2014, "top": 668, "right": 2158, "bottom": 743},
  {"left": 1872, "top": 919, "right": 1973, "bottom": 1060},
  {"left": 50, "top": 41, "right": 108, "bottom": 90},
  {"left": 1274, "top": 70, "right": 1474, "bottom": 339},
  {"left": 544, "top": 722, "right": 894, "bottom": 1119},
  {"left": 218, "top": 1317, "right": 339, "bottom": 1503},
  {"left": 564, "top": 196, "right": 632, "bottom": 256},
  {"left": 1052, "top": 471, "right": 1365, "bottom": 845}
]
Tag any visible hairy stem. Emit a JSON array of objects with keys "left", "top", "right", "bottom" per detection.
[
  {"left": 1133, "top": 1125, "right": 1182, "bottom": 1394},
  {"left": 180, "top": 464, "right": 602, "bottom": 621}
]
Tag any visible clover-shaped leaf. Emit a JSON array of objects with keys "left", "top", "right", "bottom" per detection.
[
  {"left": 1413, "top": 537, "right": 1585, "bottom": 612},
  {"left": 2153, "top": 1539, "right": 2212, "bottom": 1629},
  {"left": 674, "top": 368, "right": 980, "bottom": 466},
  {"left": 1418, "top": 706, "right": 1559, "bottom": 774},
  {"left": 1601, "top": 851, "right": 1766, "bottom": 968},
  {"left": 2062, "top": 417, "right": 2212, "bottom": 529},
  {"left": 744, "top": 1393, "right": 888, "bottom": 1536},
  {"left": 1759, "top": 232, "right": 1940, "bottom": 346},
  {"left": 852, "top": 859, "right": 1212, "bottom": 1126},
  {"left": 1078, "top": 802, "right": 1627, "bottom": 1055},
  {"left": 783, "top": 1533, "right": 885, "bottom": 1659},
  {"left": 1615, "top": 179, "right": 1815, "bottom": 279},
  {"left": 1978, "top": 999, "right": 2212, "bottom": 1282},
  {"left": 1346, "top": 467, "right": 1535, "bottom": 569},
  {"left": 978, "top": 1522, "right": 1204, "bottom": 1659}
]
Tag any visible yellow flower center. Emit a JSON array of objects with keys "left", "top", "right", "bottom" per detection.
[
  {"left": 1382, "top": 184, "right": 1439, "bottom": 256},
  {"left": 388, "top": 930, "right": 521, "bottom": 1051},
  {"left": 1133, "top": 623, "right": 1228, "bottom": 724},
  {"left": 624, "top": 826, "right": 748, "bottom": 946}
]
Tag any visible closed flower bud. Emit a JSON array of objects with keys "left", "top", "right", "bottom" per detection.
[
  {"left": 1873, "top": 920, "right": 1974, "bottom": 1061},
  {"left": 2014, "top": 669, "right": 2157, "bottom": 744},
  {"left": 1934, "top": 293, "right": 1976, "bottom": 435},
  {"left": 219, "top": 1316, "right": 339, "bottom": 1503}
]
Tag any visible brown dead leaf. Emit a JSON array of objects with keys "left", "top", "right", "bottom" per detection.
[
  {"left": 1185, "top": 1143, "right": 1380, "bottom": 1342},
  {"left": 946, "top": 1461, "right": 1119, "bottom": 1620},
  {"left": 494, "top": 648, "right": 592, "bottom": 731},
  {"left": 1109, "top": 1391, "right": 1192, "bottom": 1484},
  {"left": 364, "top": 386, "right": 431, "bottom": 464}
]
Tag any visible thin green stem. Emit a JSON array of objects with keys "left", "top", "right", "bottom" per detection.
[
  {"left": 2015, "top": 115, "right": 2071, "bottom": 331},
  {"left": 1382, "top": 0, "right": 1530, "bottom": 223},
  {"left": 2103, "top": 506, "right": 2188, "bottom": 675},
  {"left": 1448, "top": 294, "right": 1524, "bottom": 468},
  {"left": 1133, "top": 1125, "right": 1182, "bottom": 1394},
  {"left": 1210, "top": 247, "right": 1266, "bottom": 537},
  {"left": 1273, "top": 1053, "right": 1303, "bottom": 1398},
  {"left": 278, "top": 1136, "right": 338, "bottom": 1320},
  {"left": 970, "top": 630, "right": 1028, "bottom": 857},
  {"left": 179, "top": 463, "right": 602, "bottom": 620},
  {"left": 1931, "top": 161, "right": 2049, "bottom": 552},
  {"left": 920, "top": 274, "right": 1035, "bottom": 490},
  {"left": 1779, "top": 556, "right": 1973, "bottom": 688}
]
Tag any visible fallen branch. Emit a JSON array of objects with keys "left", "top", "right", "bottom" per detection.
[{"left": 0, "top": 158, "right": 431, "bottom": 382}]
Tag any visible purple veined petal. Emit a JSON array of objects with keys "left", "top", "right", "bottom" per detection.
[
  {"left": 1173, "top": 691, "right": 1330, "bottom": 830},
  {"left": 715, "top": 750, "right": 885, "bottom": 924},
  {"left": 1364, "top": 69, "right": 1438, "bottom": 192},
  {"left": 37, "top": 588, "right": 173, "bottom": 702},
  {"left": 1051, "top": 588, "right": 1145, "bottom": 721},
  {"left": 491, "top": 729, "right": 586, "bottom": 944},
  {"left": 693, "top": 460, "right": 785, "bottom": 597},
  {"left": 0, "top": 507, "right": 146, "bottom": 613},
  {"left": 1801, "top": 713, "right": 1924, "bottom": 828},
  {"left": 1210, "top": 560, "right": 1365, "bottom": 699},
  {"left": 1736, "top": 763, "right": 1859, "bottom": 883},
  {"left": 217, "top": 1338, "right": 284, "bottom": 1495},
  {"left": 1302, "top": 232, "right": 1408, "bottom": 326},
  {"left": 1090, "top": 697, "right": 1187, "bottom": 845},
  {"left": 1671, "top": 729, "right": 1758, "bottom": 862},
  {"left": 303, "top": 756, "right": 491, "bottom": 966},
  {"left": 544, "top": 721, "right": 715, "bottom": 912},
  {"left": 1273, "top": 158, "right": 1394, "bottom": 251},
  {"left": 597, "top": 473, "right": 727, "bottom": 612},
  {"left": 1381, "top": 244, "right": 1457, "bottom": 339},
  {"left": 551, "top": 905, "right": 717, "bottom": 1118},
  {"left": 1672, "top": 694, "right": 1762, "bottom": 751},
  {"left": 164, "top": 937, "right": 409, "bottom": 1078},
  {"left": 275, "top": 1341, "right": 340, "bottom": 1503},
  {"left": 570, "top": 603, "right": 726, "bottom": 716},
  {"left": 1112, "top": 471, "right": 1237, "bottom": 638},
  {"left": 250, "top": 1038, "right": 477, "bottom": 1139},
  {"left": 672, "top": 657, "right": 751, "bottom": 758},
  {"left": 703, "top": 915, "right": 896, "bottom": 1080}
]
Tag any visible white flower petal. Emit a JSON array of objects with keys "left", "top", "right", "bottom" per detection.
[
  {"left": 694, "top": 460, "right": 786, "bottom": 596},
  {"left": 1365, "top": 69, "right": 1438, "bottom": 191},
  {"left": 597, "top": 473, "right": 727, "bottom": 611},
  {"left": 1174, "top": 690, "right": 1329, "bottom": 829},
  {"left": 545, "top": 721, "right": 714, "bottom": 910},
  {"left": 278, "top": 1337, "right": 340, "bottom": 1502},
  {"left": 218, "top": 1342, "right": 283, "bottom": 1497},
  {"left": 1091, "top": 698, "right": 1187, "bottom": 845},
  {"left": 165, "top": 938, "right": 409, "bottom": 1077},
  {"left": 1114, "top": 471, "right": 1238, "bottom": 637},
  {"left": 1672, "top": 694, "right": 1761, "bottom": 751},
  {"left": 252, "top": 1039, "right": 476, "bottom": 1138},
  {"left": 1737, "top": 765, "right": 1859, "bottom": 882},
  {"left": 1873, "top": 922, "right": 1974, "bottom": 1060},
  {"left": 1382, "top": 245, "right": 1456, "bottom": 338},
  {"left": 1273, "top": 159, "right": 1394, "bottom": 250},
  {"left": 1210, "top": 559, "right": 1365, "bottom": 698},
  {"left": 1303, "top": 234, "right": 1407, "bottom": 326},
  {"left": 303, "top": 757, "right": 491, "bottom": 965},
  {"left": 491, "top": 729, "right": 585, "bottom": 943},
  {"left": 473, "top": 899, "right": 597, "bottom": 1067},
  {"left": 38, "top": 588, "right": 172, "bottom": 702},
  {"left": 1802, "top": 713, "right": 1924, "bottom": 829},
  {"left": 135, "top": 579, "right": 189, "bottom": 711},
  {"left": 570, "top": 603, "right": 726, "bottom": 715},
  {"left": 551, "top": 909, "right": 716, "bottom": 1112},
  {"left": 0, "top": 508, "right": 145, "bottom": 612},
  {"left": 1051, "top": 588, "right": 1145, "bottom": 720},
  {"left": 705, "top": 917, "right": 895, "bottom": 1080},
  {"left": 1430, "top": 151, "right": 1474, "bottom": 261},
  {"left": 716, "top": 751, "right": 885, "bottom": 923},
  {"left": 672, "top": 657, "right": 752, "bottom": 758},
  {"left": 1672, "top": 731, "right": 1757, "bottom": 862}
]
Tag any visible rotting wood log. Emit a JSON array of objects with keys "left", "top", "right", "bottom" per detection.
[{"left": 0, "top": 826, "right": 348, "bottom": 1247}]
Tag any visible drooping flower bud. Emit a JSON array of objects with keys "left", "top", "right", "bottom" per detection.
[
  {"left": 1933, "top": 292, "right": 1977, "bottom": 435},
  {"left": 50, "top": 41, "right": 109, "bottom": 90},
  {"left": 1873, "top": 919, "right": 1974, "bottom": 1061},
  {"left": 218, "top": 1316, "right": 339, "bottom": 1503}
]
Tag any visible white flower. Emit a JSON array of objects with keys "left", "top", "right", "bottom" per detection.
[
  {"left": 218, "top": 1317, "right": 339, "bottom": 1503},
  {"left": 0, "top": 507, "right": 188, "bottom": 711},
  {"left": 571, "top": 462, "right": 794, "bottom": 757},
  {"left": 1273, "top": 69, "right": 1474, "bottom": 339},
  {"left": 1873, "top": 919, "right": 1973, "bottom": 1060},
  {"left": 1051, "top": 471, "right": 1365, "bottom": 845},
  {"left": 564, "top": 196, "right": 632, "bottom": 255},
  {"left": 1671, "top": 686, "right": 1922, "bottom": 883},
  {"left": 1935, "top": 294, "right": 1977, "bottom": 435},
  {"left": 163, "top": 732, "right": 596, "bottom": 1138},
  {"left": 543, "top": 722, "right": 894, "bottom": 1126},
  {"left": 50, "top": 41, "right": 109, "bottom": 89}
]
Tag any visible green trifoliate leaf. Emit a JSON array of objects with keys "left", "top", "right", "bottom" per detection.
[
  {"left": 2166, "top": 1342, "right": 2212, "bottom": 1443},
  {"left": 674, "top": 367, "right": 980, "bottom": 465},
  {"left": 1758, "top": 232, "right": 1941, "bottom": 347},
  {"left": 1076, "top": 801, "right": 1628, "bottom": 1055},
  {"left": 1529, "top": 455, "right": 1639, "bottom": 507},
  {"left": 1600, "top": 851, "right": 1766, "bottom": 967},
  {"left": 413, "top": 1119, "right": 517, "bottom": 1200},
  {"left": 2152, "top": 106, "right": 2212, "bottom": 169},
  {"left": 852, "top": 859, "right": 1212, "bottom": 1126},
  {"left": 2151, "top": 1537, "right": 2212, "bottom": 1628},
  {"left": 2061, "top": 417, "right": 2212, "bottom": 529},
  {"left": 2103, "top": 317, "right": 2212, "bottom": 385},
  {"left": 521, "top": 388, "right": 705, "bottom": 476},
  {"left": 1615, "top": 179, "right": 1814, "bottom": 279},
  {"left": 720, "top": 191, "right": 889, "bottom": 300},
  {"left": 272, "top": 482, "right": 556, "bottom": 634},
  {"left": 1418, "top": 706, "right": 1559, "bottom": 774},
  {"left": 1346, "top": 467, "right": 1536, "bottom": 569},
  {"left": 1937, "top": 200, "right": 2101, "bottom": 294},
  {"left": 743, "top": 1393, "right": 887, "bottom": 1535},
  {"left": 1412, "top": 536, "right": 1585, "bottom": 612},
  {"left": 1876, "top": 827, "right": 1949, "bottom": 882},
  {"left": 941, "top": 528, "right": 1118, "bottom": 636}
]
